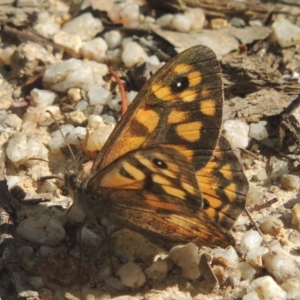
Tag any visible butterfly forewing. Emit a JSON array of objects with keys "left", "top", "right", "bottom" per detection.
[{"left": 93, "top": 45, "right": 223, "bottom": 172}]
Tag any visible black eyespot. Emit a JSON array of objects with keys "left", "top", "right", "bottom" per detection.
[
  {"left": 61, "top": 187, "right": 69, "bottom": 196},
  {"left": 153, "top": 158, "right": 168, "bottom": 169},
  {"left": 170, "top": 76, "right": 189, "bottom": 93}
]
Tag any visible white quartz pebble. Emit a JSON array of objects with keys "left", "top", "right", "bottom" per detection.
[
  {"left": 31, "top": 88, "right": 57, "bottom": 106},
  {"left": 224, "top": 119, "right": 249, "bottom": 149},
  {"left": 104, "top": 30, "right": 123, "bottom": 49},
  {"left": 6, "top": 134, "right": 48, "bottom": 166},
  {"left": 62, "top": 12, "right": 103, "bottom": 41},
  {"left": 53, "top": 31, "right": 82, "bottom": 55},
  {"left": 249, "top": 122, "right": 268, "bottom": 140},
  {"left": 145, "top": 260, "right": 168, "bottom": 281},
  {"left": 240, "top": 230, "right": 263, "bottom": 251},
  {"left": 17, "top": 216, "right": 65, "bottom": 246},
  {"left": 184, "top": 8, "right": 206, "bottom": 30},
  {"left": 170, "top": 14, "right": 192, "bottom": 32},
  {"left": 122, "top": 42, "right": 148, "bottom": 68},
  {"left": 246, "top": 276, "right": 287, "bottom": 300},
  {"left": 108, "top": 2, "right": 140, "bottom": 28},
  {"left": 263, "top": 246, "right": 300, "bottom": 283},
  {"left": 66, "top": 126, "right": 87, "bottom": 146},
  {"left": 117, "top": 262, "right": 146, "bottom": 288},
  {"left": 169, "top": 243, "right": 200, "bottom": 279},
  {"left": 88, "top": 85, "right": 112, "bottom": 105},
  {"left": 273, "top": 19, "right": 300, "bottom": 48},
  {"left": 5, "top": 114, "right": 22, "bottom": 130},
  {"left": 43, "top": 59, "right": 108, "bottom": 92},
  {"left": 81, "top": 37, "right": 108, "bottom": 62}
]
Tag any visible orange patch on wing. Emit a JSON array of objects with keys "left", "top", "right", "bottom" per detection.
[
  {"left": 173, "top": 63, "right": 192, "bottom": 74},
  {"left": 167, "top": 109, "right": 188, "bottom": 124},
  {"left": 219, "top": 164, "right": 233, "bottom": 180},
  {"left": 224, "top": 183, "right": 237, "bottom": 202},
  {"left": 176, "top": 121, "right": 203, "bottom": 142},
  {"left": 180, "top": 89, "right": 197, "bottom": 102},
  {"left": 188, "top": 71, "right": 202, "bottom": 87},
  {"left": 200, "top": 99, "right": 216, "bottom": 116},
  {"left": 135, "top": 109, "right": 159, "bottom": 133}
]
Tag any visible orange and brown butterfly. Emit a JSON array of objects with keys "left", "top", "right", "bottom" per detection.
[{"left": 68, "top": 45, "right": 248, "bottom": 248}]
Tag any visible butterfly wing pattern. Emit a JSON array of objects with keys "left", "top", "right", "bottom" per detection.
[{"left": 74, "top": 45, "right": 248, "bottom": 248}]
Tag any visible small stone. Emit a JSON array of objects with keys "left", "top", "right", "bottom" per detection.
[
  {"left": 53, "top": 31, "right": 82, "bottom": 56},
  {"left": 169, "top": 243, "right": 200, "bottom": 279},
  {"left": 281, "top": 277, "right": 300, "bottom": 299},
  {"left": 6, "top": 134, "right": 49, "bottom": 166},
  {"left": 104, "top": 30, "right": 123, "bottom": 49},
  {"left": 17, "top": 216, "right": 65, "bottom": 246},
  {"left": 245, "top": 186, "right": 265, "bottom": 206},
  {"left": 170, "top": 14, "right": 191, "bottom": 32},
  {"left": 67, "top": 88, "right": 81, "bottom": 103},
  {"left": 10, "top": 42, "right": 56, "bottom": 78},
  {"left": 122, "top": 42, "right": 148, "bottom": 68},
  {"left": 156, "top": 14, "right": 173, "bottom": 27},
  {"left": 66, "top": 126, "right": 87, "bottom": 146},
  {"left": 247, "top": 276, "right": 287, "bottom": 299},
  {"left": 33, "top": 11, "right": 60, "bottom": 38},
  {"left": 238, "top": 262, "right": 256, "bottom": 280},
  {"left": 27, "top": 276, "right": 44, "bottom": 289},
  {"left": 211, "top": 246, "right": 239, "bottom": 263},
  {"left": 249, "top": 122, "right": 268, "bottom": 140},
  {"left": 292, "top": 203, "right": 300, "bottom": 228},
  {"left": 0, "top": 44, "right": 17, "bottom": 65},
  {"left": 112, "top": 229, "right": 166, "bottom": 264},
  {"left": 145, "top": 260, "right": 168, "bottom": 281},
  {"left": 75, "top": 100, "right": 89, "bottom": 111},
  {"left": 5, "top": 114, "right": 22, "bottom": 130},
  {"left": 105, "top": 277, "right": 124, "bottom": 291},
  {"left": 281, "top": 174, "right": 299, "bottom": 191},
  {"left": 259, "top": 217, "right": 284, "bottom": 236},
  {"left": 269, "top": 158, "right": 289, "bottom": 180},
  {"left": 88, "top": 85, "right": 112, "bottom": 105},
  {"left": 64, "top": 110, "right": 87, "bottom": 125},
  {"left": 210, "top": 18, "right": 228, "bottom": 29},
  {"left": 242, "top": 291, "right": 260, "bottom": 300},
  {"left": 43, "top": 59, "right": 108, "bottom": 92},
  {"left": 253, "top": 169, "right": 268, "bottom": 182},
  {"left": 230, "top": 17, "right": 246, "bottom": 28},
  {"left": 184, "top": 8, "right": 206, "bottom": 30},
  {"left": 81, "top": 37, "right": 108, "bottom": 62},
  {"left": 24, "top": 105, "right": 62, "bottom": 126},
  {"left": 273, "top": 19, "right": 300, "bottom": 48},
  {"left": 48, "top": 124, "right": 74, "bottom": 151},
  {"left": 86, "top": 124, "right": 114, "bottom": 151},
  {"left": 117, "top": 262, "right": 146, "bottom": 288},
  {"left": 240, "top": 230, "right": 263, "bottom": 251},
  {"left": 108, "top": 2, "right": 140, "bottom": 28},
  {"left": 263, "top": 246, "right": 300, "bottom": 283},
  {"left": 62, "top": 12, "right": 103, "bottom": 41},
  {"left": 223, "top": 119, "right": 249, "bottom": 149},
  {"left": 31, "top": 88, "right": 57, "bottom": 106}
]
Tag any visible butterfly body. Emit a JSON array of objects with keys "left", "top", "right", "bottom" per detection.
[{"left": 68, "top": 45, "right": 248, "bottom": 249}]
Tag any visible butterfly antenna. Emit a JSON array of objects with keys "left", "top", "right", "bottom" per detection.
[
  {"left": 109, "top": 67, "right": 128, "bottom": 116},
  {"left": 46, "top": 110, "right": 77, "bottom": 167}
]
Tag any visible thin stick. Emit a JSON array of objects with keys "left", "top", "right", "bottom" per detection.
[{"left": 245, "top": 207, "right": 269, "bottom": 248}]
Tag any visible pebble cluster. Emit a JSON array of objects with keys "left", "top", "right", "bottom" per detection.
[{"left": 1, "top": 0, "right": 300, "bottom": 299}]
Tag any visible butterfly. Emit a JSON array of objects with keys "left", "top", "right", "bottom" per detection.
[{"left": 67, "top": 45, "right": 248, "bottom": 249}]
